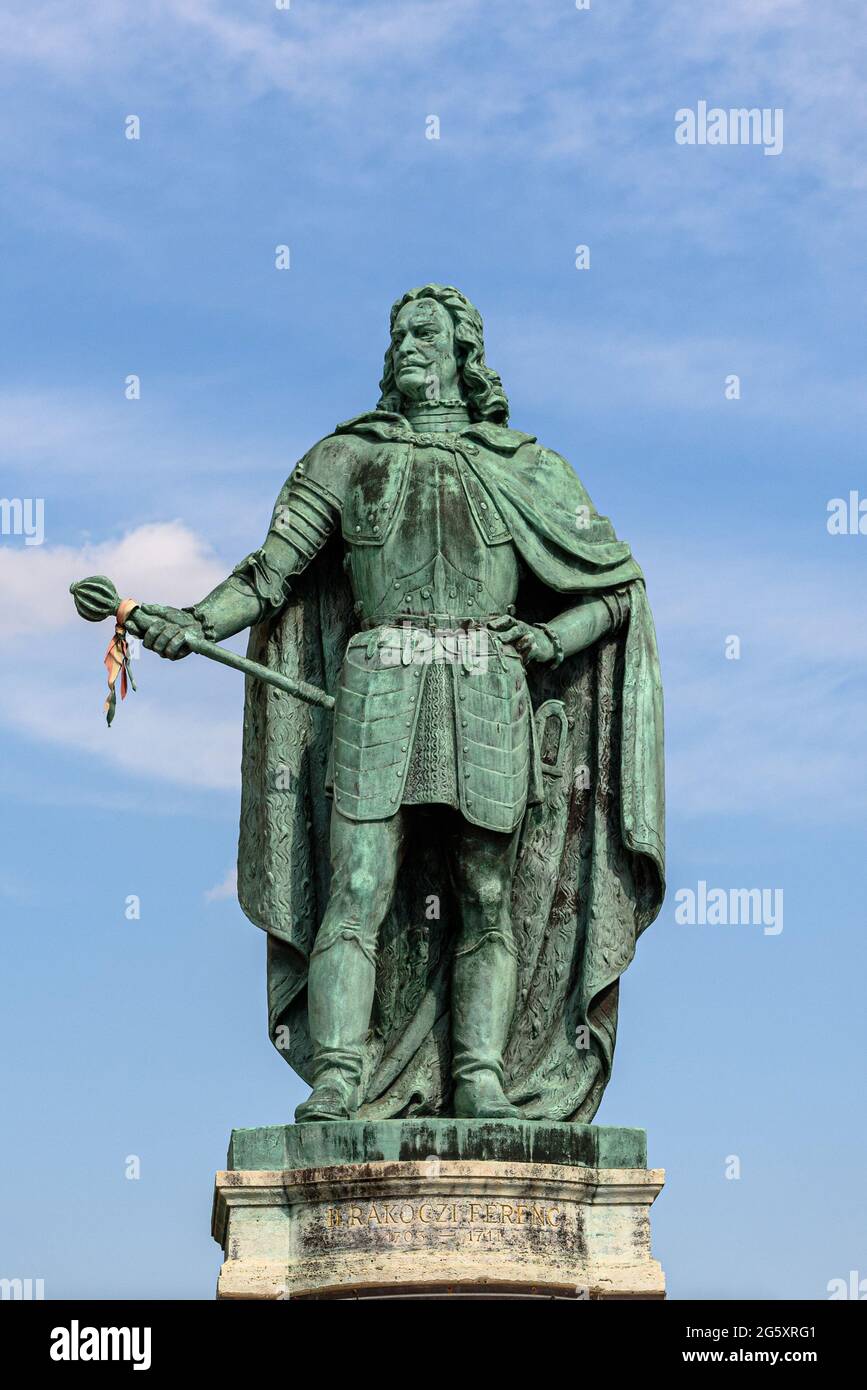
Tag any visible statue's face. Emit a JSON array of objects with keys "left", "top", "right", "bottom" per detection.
[{"left": 391, "top": 299, "right": 462, "bottom": 405}]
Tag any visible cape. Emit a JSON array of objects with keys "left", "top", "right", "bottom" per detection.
[{"left": 237, "top": 414, "right": 665, "bottom": 1120}]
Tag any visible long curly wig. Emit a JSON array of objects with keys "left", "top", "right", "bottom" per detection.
[{"left": 376, "top": 284, "right": 510, "bottom": 424}]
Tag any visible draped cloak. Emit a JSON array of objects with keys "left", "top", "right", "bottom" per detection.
[{"left": 236, "top": 417, "right": 665, "bottom": 1121}]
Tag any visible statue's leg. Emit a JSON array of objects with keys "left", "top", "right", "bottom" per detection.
[
  {"left": 446, "top": 818, "right": 523, "bottom": 1120},
  {"left": 295, "top": 806, "right": 405, "bottom": 1124}
]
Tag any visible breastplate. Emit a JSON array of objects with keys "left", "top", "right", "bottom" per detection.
[{"left": 346, "top": 442, "right": 519, "bottom": 623}]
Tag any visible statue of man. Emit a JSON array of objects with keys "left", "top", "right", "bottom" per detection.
[{"left": 136, "top": 285, "right": 665, "bottom": 1124}]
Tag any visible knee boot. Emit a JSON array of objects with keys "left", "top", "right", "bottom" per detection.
[
  {"left": 295, "top": 925, "right": 376, "bottom": 1123},
  {"left": 451, "top": 931, "right": 521, "bottom": 1120}
]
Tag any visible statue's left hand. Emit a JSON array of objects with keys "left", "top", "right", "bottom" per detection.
[{"left": 489, "top": 615, "right": 555, "bottom": 664}]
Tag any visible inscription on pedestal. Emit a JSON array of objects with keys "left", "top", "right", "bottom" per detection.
[{"left": 321, "top": 1198, "right": 566, "bottom": 1249}]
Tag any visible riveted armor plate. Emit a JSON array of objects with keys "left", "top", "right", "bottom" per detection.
[{"left": 340, "top": 443, "right": 412, "bottom": 546}]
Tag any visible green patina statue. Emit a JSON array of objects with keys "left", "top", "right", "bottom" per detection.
[{"left": 133, "top": 285, "right": 665, "bottom": 1124}]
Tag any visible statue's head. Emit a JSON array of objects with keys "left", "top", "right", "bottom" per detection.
[{"left": 377, "top": 284, "right": 509, "bottom": 423}]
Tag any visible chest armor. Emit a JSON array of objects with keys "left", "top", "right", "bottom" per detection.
[
  {"left": 340, "top": 438, "right": 518, "bottom": 623},
  {"left": 330, "top": 435, "right": 539, "bottom": 833}
]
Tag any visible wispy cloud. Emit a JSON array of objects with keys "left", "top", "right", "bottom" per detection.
[
  {"left": 0, "top": 521, "right": 241, "bottom": 792},
  {"left": 0, "top": 388, "right": 295, "bottom": 557},
  {"left": 205, "top": 866, "right": 237, "bottom": 902},
  {"left": 493, "top": 315, "right": 867, "bottom": 430},
  {"left": 0, "top": 521, "right": 225, "bottom": 636},
  {"left": 651, "top": 541, "right": 867, "bottom": 819},
  {"left": 0, "top": 674, "right": 241, "bottom": 791},
  {"left": 0, "top": 388, "right": 295, "bottom": 482},
  {"left": 3, "top": 1, "right": 866, "bottom": 211}
]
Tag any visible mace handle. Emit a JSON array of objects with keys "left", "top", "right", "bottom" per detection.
[{"left": 180, "top": 628, "right": 335, "bottom": 711}]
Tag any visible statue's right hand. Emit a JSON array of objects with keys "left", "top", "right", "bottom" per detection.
[{"left": 134, "top": 604, "right": 204, "bottom": 661}]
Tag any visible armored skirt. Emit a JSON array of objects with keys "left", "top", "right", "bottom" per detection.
[{"left": 327, "top": 622, "right": 543, "bottom": 834}]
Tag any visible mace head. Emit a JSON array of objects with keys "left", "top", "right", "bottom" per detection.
[{"left": 70, "top": 574, "right": 120, "bottom": 623}]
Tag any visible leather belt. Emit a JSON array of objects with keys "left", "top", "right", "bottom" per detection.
[{"left": 361, "top": 612, "right": 511, "bottom": 633}]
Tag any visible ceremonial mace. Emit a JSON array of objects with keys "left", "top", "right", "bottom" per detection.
[{"left": 70, "top": 574, "right": 335, "bottom": 725}]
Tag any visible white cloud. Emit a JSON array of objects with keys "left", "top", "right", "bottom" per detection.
[
  {"left": 205, "top": 866, "right": 237, "bottom": 902},
  {"left": 0, "top": 520, "right": 242, "bottom": 792},
  {"left": 0, "top": 521, "right": 226, "bottom": 637}
]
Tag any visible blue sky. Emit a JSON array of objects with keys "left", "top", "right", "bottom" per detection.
[{"left": 1, "top": 0, "right": 865, "bottom": 1299}]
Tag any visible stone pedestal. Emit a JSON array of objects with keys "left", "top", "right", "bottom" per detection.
[{"left": 212, "top": 1120, "right": 665, "bottom": 1300}]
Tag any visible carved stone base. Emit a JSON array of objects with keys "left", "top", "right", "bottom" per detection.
[{"left": 212, "top": 1121, "right": 665, "bottom": 1300}]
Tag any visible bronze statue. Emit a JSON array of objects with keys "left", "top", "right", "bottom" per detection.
[{"left": 82, "top": 285, "right": 665, "bottom": 1125}]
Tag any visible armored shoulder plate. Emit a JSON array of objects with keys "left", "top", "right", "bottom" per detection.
[{"left": 287, "top": 433, "right": 359, "bottom": 514}]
